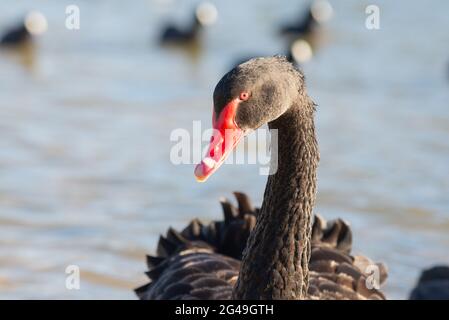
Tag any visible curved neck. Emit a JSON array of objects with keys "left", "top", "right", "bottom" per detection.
[{"left": 233, "top": 98, "right": 319, "bottom": 299}]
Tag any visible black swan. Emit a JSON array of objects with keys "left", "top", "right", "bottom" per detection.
[
  {"left": 0, "top": 11, "right": 47, "bottom": 47},
  {"left": 159, "top": 2, "right": 217, "bottom": 45},
  {"left": 409, "top": 265, "right": 449, "bottom": 300},
  {"left": 280, "top": 0, "right": 333, "bottom": 36},
  {"left": 136, "top": 56, "right": 387, "bottom": 300}
]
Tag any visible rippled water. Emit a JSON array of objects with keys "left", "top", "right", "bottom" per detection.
[{"left": 0, "top": 0, "right": 448, "bottom": 299}]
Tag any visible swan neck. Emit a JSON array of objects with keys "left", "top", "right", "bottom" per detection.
[{"left": 233, "top": 99, "right": 319, "bottom": 299}]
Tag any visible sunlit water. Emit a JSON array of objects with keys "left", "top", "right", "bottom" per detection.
[{"left": 0, "top": 0, "right": 448, "bottom": 299}]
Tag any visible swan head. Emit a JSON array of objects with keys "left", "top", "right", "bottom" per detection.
[{"left": 194, "top": 56, "right": 306, "bottom": 182}]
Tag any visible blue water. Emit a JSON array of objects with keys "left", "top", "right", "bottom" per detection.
[{"left": 0, "top": 0, "right": 448, "bottom": 299}]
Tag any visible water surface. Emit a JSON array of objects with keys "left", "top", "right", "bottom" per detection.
[{"left": 0, "top": 0, "right": 448, "bottom": 299}]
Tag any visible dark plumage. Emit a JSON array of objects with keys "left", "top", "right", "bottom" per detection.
[
  {"left": 136, "top": 56, "right": 387, "bottom": 300},
  {"left": 409, "top": 266, "right": 449, "bottom": 300},
  {"left": 0, "top": 24, "right": 30, "bottom": 46},
  {"left": 136, "top": 193, "right": 386, "bottom": 300}
]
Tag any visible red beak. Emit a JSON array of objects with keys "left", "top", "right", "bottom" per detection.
[{"left": 194, "top": 99, "right": 244, "bottom": 182}]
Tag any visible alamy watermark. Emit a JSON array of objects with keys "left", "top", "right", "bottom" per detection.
[
  {"left": 170, "top": 121, "right": 278, "bottom": 176},
  {"left": 365, "top": 264, "right": 381, "bottom": 290},
  {"left": 65, "top": 265, "right": 80, "bottom": 290},
  {"left": 365, "top": 5, "right": 380, "bottom": 30},
  {"left": 65, "top": 5, "right": 80, "bottom": 30}
]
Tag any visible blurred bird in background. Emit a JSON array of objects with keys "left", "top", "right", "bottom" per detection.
[
  {"left": 280, "top": 0, "right": 333, "bottom": 37},
  {"left": 159, "top": 2, "right": 217, "bottom": 45},
  {"left": 232, "top": 1, "right": 330, "bottom": 69},
  {"left": 280, "top": 1, "right": 334, "bottom": 67},
  {"left": 409, "top": 265, "right": 449, "bottom": 300},
  {"left": 0, "top": 11, "right": 47, "bottom": 70},
  {"left": 0, "top": 11, "right": 47, "bottom": 47}
]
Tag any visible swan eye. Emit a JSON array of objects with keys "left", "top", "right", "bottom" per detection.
[{"left": 239, "top": 92, "right": 250, "bottom": 101}]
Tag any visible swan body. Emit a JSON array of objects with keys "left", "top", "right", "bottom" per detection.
[
  {"left": 137, "top": 56, "right": 387, "bottom": 300},
  {"left": 136, "top": 193, "right": 386, "bottom": 300}
]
